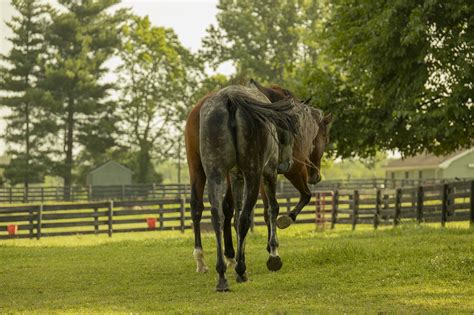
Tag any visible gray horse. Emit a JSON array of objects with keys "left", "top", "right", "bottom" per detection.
[{"left": 199, "top": 85, "right": 299, "bottom": 291}]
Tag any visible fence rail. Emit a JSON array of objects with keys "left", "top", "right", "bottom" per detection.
[
  {"left": 1, "top": 180, "right": 472, "bottom": 240},
  {"left": 1, "top": 178, "right": 469, "bottom": 204}
]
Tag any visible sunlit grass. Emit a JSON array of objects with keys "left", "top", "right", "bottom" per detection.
[{"left": 0, "top": 223, "right": 473, "bottom": 313}]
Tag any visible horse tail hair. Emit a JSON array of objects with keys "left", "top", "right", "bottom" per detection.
[{"left": 226, "top": 91, "right": 299, "bottom": 137}]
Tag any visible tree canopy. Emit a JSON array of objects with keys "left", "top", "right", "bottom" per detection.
[
  {"left": 202, "top": 0, "right": 473, "bottom": 158},
  {"left": 1, "top": 0, "right": 472, "bottom": 186}
]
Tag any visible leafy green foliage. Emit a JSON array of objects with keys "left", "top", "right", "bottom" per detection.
[
  {"left": 202, "top": 0, "right": 306, "bottom": 83},
  {"left": 0, "top": 0, "right": 52, "bottom": 185},
  {"left": 323, "top": 0, "right": 473, "bottom": 157},
  {"left": 203, "top": 0, "right": 473, "bottom": 159},
  {"left": 116, "top": 16, "right": 198, "bottom": 183},
  {"left": 38, "top": 0, "right": 128, "bottom": 186}
]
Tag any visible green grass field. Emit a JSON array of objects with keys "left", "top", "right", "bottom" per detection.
[{"left": 0, "top": 223, "right": 473, "bottom": 313}]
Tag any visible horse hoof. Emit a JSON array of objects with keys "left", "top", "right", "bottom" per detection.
[
  {"left": 236, "top": 273, "right": 248, "bottom": 283},
  {"left": 216, "top": 279, "right": 230, "bottom": 292},
  {"left": 267, "top": 255, "right": 283, "bottom": 272},
  {"left": 276, "top": 215, "right": 293, "bottom": 229}
]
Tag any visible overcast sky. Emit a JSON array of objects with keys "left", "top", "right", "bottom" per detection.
[{"left": 0, "top": 0, "right": 233, "bottom": 155}]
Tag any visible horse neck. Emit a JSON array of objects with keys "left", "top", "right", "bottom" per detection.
[{"left": 294, "top": 104, "right": 320, "bottom": 161}]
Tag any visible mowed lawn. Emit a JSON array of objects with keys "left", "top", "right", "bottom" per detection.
[{"left": 0, "top": 223, "right": 473, "bottom": 313}]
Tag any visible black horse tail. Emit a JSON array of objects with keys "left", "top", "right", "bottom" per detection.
[{"left": 226, "top": 91, "right": 299, "bottom": 138}]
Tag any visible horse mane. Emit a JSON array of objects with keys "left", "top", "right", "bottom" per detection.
[{"left": 292, "top": 102, "right": 323, "bottom": 161}]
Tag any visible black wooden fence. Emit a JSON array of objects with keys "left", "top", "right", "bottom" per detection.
[
  {"left": 0, "top": 178, "right": 464, "bottom": 203},
  {"left": 0, "top": 181, "right": 472, "bottom": 240}
]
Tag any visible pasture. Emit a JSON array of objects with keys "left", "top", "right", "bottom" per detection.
[{"left": 0, "top": 223, "right": 473, "bottom": 313}]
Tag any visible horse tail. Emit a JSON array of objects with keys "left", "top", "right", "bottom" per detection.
[{"left": 226, "top": 92, "right": 299, "bottom": 137}]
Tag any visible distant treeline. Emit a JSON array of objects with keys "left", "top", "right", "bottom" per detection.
[{"left": 1, "top": 0, "right": 471, "bottom": 187}]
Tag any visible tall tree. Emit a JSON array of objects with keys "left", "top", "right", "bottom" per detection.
[
  {"left": 0, "top": 0, "right": 51, "bottom": 186},
  {"left": 202, "top": 0, "right": 304, "bottom": 83},
  {"left": 117, "top": 16, "right": 198, "bottom": 183},
  {"left": 40, "top": 0, "right": 128, "bottom": 187},
  {"left": 322, "top": 0, "right": 473, "bottom": 157}
]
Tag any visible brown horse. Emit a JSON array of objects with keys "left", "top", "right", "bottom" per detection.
[
  {"left": 185, "top": 80, "right": 331, "bottom": 276},
  {"left": 248, "top": 79, "right": 332, "bottom": 229}
]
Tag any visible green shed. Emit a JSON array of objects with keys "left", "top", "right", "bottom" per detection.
[
  {"left": 86, "top": 160, "right": 133, "bottom": 186},
  {"left": 383, "top": 148, "right": 474, "bottom": 181}
]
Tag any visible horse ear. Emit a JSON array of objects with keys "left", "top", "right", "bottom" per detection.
[
  {"left": 323, "top": 113, "right": 333, "bottom": 125},
  {"left": 248, "top": 78, "right": 264, "bottom": 91}
]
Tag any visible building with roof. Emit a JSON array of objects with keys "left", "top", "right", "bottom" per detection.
[
  {"left": 86, "top": 160, "right": 133, "bottom": 186},
  {"left": 383, "top": 148, "right": 474, "bottom": 181}
]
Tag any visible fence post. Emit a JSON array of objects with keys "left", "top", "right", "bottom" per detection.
[
  {"left": 121, "top": 185, "right": 125, "bottom": 200},
  {"left": 374, "top": 189, "right": 381, "bottom": 229},
  {"left": 29, "top": 206, "right": 34, "bottom": 239},
  {"left": 331, "top": 190, "right": 338, "bottom": 229},
  {"left": 41, "top": 187, "right": 44, "bottom": 203},
  {"left": 37, "top": 204, "right": 43, "bottom": 240},
  {"left": 108, "top": 200, "right": 114, "bottom": 237},
  {"left": 150, "top": 184, "right": 154, "bottom": 200},
  {"left": 441, "top": 183, "right": 449, "bottom": 227},
  {"left": 180, "top": 197, "right": 186, "bottom": 233},
  {"left": 23, "top": 186, "right": 27, "bottom": 203},
  {"left": 94, "top": 207, "right": 99, "bottom": 234},
  {"left": 159, "top": 203, "right": 164, "bottom": 230},
  {"left": 352, "top": 190, "right": 359, "bottom": 230},
  {"left": 286, "top": 196, "right": 291, "bottom": 214},
  {"left": 315, "top": 192, "right": 321, "bottom": 229},
  {"left": 470, "top": 180, "right": 474, "bottom": 227},
  {"left": 416, "top": 186, "right": 424, "bottom": 225},
  {"left": 394, "top": 188, "right": 401, "bottom": 226}
]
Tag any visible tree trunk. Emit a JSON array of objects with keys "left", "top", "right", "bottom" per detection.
[
  {"left": 137, "top": 144, "right": 150, "bottom": 183},
  {"left": 64, "top": 96, "right": 74, "bottom": 199}
]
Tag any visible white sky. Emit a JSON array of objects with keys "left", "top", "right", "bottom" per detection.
[{"left": 0, "top": 0, "right": 234, "bottom": 155}]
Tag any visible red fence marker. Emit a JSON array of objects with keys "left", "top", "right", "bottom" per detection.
[
  {"left": 7, "top": 224, "right": 17, "bottom": 236},
  {"left": 146, "top": 218, "right": 156, "bottom": 230}
]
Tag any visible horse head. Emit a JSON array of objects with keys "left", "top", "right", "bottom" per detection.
[{"left": 307, "top": 112, "right": 332, "bottom": 185}]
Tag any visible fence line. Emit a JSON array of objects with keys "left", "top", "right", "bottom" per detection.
[
  {"left": 0, "top": 181, "right": 472, "bottom": 240},
  {"left": 0, "top": 178, "right": 469, "bottom": 204}
]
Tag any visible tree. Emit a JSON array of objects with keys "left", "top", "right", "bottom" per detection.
[
  {"left": 40, "top": 0, "right": 128, "bottom": 187},
  {"left": 116, "top": 16, "right": 198, "bottom": 183},
  {"left": 0, "top": 0, "right": 51, "bottom": 186},
  {"left": 322, "top": 0, "right": 473, "bottom": 157},
  {"left": 201, "top": 0, "right": 305, "bottom": 83}
]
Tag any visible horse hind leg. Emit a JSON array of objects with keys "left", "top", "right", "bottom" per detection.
[
  {"left": 235, "top": 171, "right": 261, "bottom": 283},
  {"left": 223, "top": 171, "right": 243, "bottom": 269},
  {"left": 222, "top": 180, "right": 236, "bottom": 269},
  {"left": 190, "top": 171, "right": 209, "bottom": 273},
  {"left": 263, "top": 170, "right": 283, "bottom": 272},
  {"left": 208, "top": 171, "right": 230, "bottom": 292}
]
